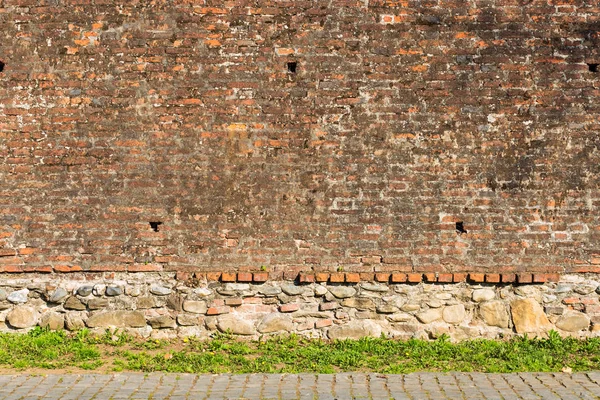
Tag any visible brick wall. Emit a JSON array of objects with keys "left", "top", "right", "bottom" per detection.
[{"left": 1, "top": 0, "right": 600, "bottom": 278}]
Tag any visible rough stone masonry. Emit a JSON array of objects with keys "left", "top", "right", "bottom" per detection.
[{"left": 1, "top": 0, "right": 600, "bottom": 338}]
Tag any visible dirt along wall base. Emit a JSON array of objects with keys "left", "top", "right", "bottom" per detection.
[{"left": 0, "top": 272, "right": 599, "bottom": 341}]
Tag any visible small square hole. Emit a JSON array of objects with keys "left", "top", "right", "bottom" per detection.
[
  {"left": 588, "top": 63, "right": 598, "bottom": 72},
  {"left": 0, "top": 61, "right": 4, "bottom": 72},
  {"left": 287, "top": 62, "right": 297, "bottom": 73}
]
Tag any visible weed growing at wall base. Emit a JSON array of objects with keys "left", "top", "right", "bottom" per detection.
[{"left": 0, "top": 328, "right": 599, "bottom": 374}]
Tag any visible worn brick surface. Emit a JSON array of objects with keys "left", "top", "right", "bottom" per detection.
[{"left": 1, "top": 1, "right": 600, "bottom": 276}]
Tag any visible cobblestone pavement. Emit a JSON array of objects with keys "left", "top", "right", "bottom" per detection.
[{"left": 0, "top": 372, "right": 599, "bottom": 399}]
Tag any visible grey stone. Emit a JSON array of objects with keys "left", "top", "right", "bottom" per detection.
[
  {"left": 416, "top": 308, "right": 443, "bottom": 324},
  {"left": 376, "top": 304, "right": 399, "bottom": 314},
  {"left": 556, "top": 284, "right": 572, "bottom": 294},
  {"left": 49, "top": 288, "right": 69, "bottom": 303},
  {"left": 314, "top": 285, "right": 328, "bottom": 296},
  {"left": 6, "top": 306, "right": 37, "bottom": 328},
  {"left": 258, "top": 285, "right": 282, "bottom": 296},
  {"left": 193, "top": 287, "right": 213, "bottom": 297},
  {"left": 511, "top": 298, "right": 552, "bottom": 334},
  {"left": 515, "top": 286, "right": 542, "bottom": 301},
  {"left": 177, "top": 314, "right": 200, "bottom": 326},
  {"left": 427, "top": 300, "right": 443, "bottom": 308},
  {"left": 223, "top": 283, "right": 250, "bottom": 291},
  {"left": 472, "top": 289, "right": 495, "bottom": 303},
  {"left": 258, "top": 314, "right": 293, "bottom": 333},
  {"left": 217, "top": 316, "right": 255, "bottom": 335},
  {"left": 328, "top": 320, "right": 381, "bottom": 340},
  {"left": 401, "top": 304, "right": 421, "bottom": 312},
  {"left": 77, "top": 286, "right": 94, "bottom": 297},
  {"left": 328, "top": 286, "right": 357, "bottom": 299},
  {"left": 281, "top": 284, "right": 304, "bottom": 296},
  {"left": 92, "top": 284, "right": 106, "bottom": 296},
  {"left": 182, "top": 300, "right": 207, "bottom": 314},
  {"left": 64, "top": 296, "right": 86, "bottom": 311},
  {"left": 556, "top": 311, "right": 590, "bottom": 332},
  {"left": 148, "top": 316, "right": 176, "bottom": 329},
  {"left": 543, "top": 294, "right": 557, "bottom": 303},
  {"left": 150, "top": 285, "right": 172, "bottom": 296},
  {"left": 574, "top": 283, "right": 597, "bottom": 295},
  {"left": 0, "top": 289, "right": 6, "bottom": 301},
  {"left": 39, "top": 312, "right": 64, "bottom": 330},
  {"left": 360, "top": 283, "right": 389, "bottom": 293},
  {"left": 443, "top": 304, "right": 466, "bottom": 324},
  {"left": 545, "top": 306, "right": 565, "bottom": 315},
  {"left": 341, "top": 297, "right": 375, "bottom": 310},
  {"left": 65, "top": 313, "right": 85, "bottom": 331},
  {"left": 126, "top": 286, "right": 141, "bottom": 297},
  {"left": 105, "top": 286, "right": 123, "bottom": 296},
  {"left": 88, "top": 298, "right": 108, "bottom": 310},
  {"left": 166, "top": 294, "right": 183, "bottom": 311},
  {"left": 387, "top": 313, "right": 412, "bottom": 322},
  {"left": 480, "top": 301, "right": 509, "bottom": 328},
  {"left": 136, "top": 297, "right": 155, "bottom": 309},
  {"left": 7, "top": 289, "right": 28, "bottom": 304},
  {"left": 86, "top": 311, "right": 146, "bottom": 328}
]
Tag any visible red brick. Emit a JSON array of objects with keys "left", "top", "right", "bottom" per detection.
[
  {"left": 375, "top": 273, "right": 390, "bottom": 282},
  {"left": 206, "top": 306, "right": 230, "bottom": 315},
  {"left": 253, "top": 272, "right": 269, "bottom": 282},
  {"left": 315, "top": 319, "right": 333, "bottom": 328},
  {"left": 423, "top": 273, "right": 436, "bottom": 282},
  {"left": 533, "top": 273, "right": 560, "bottom": 283},
  {"left": 501, "top": 273, "right": 516, "bottom": 283},
  {"left": 176, "top": 271, "right": 190, "bottom": 281},
  {"left": 437, "top": 273, "right": 453, "bottom": 283},
  {"left": 53, "top": 265, "right": 83, "bottom": 273},
  {"left": 206, "top": 272, "right": 221, "bottom": 281},
  {"left": 345, "top": 273, "right": 360, "bottom": 283},
  {"left": 279, "top": 303, "right": 300, "bottom": 312},
  {"left": 485, "top": 274, "right": 500, "bottom": 283},
  {"left": 359, "top": 272, "right": 375, "bottom": 281},
  {"left": 453, "top": 273, "right": 467, "bottom": 283},
  {"left": 329, "top": 273, "right": 345, "bottom": 283},
  {"left": 468, "top": 273, "right": 485, "bottom": 283},
  {"left": 299, "top": 273, "right": 315, "bottom": 283},
  {"left": 237, "top": 272, "right": 253, "bottom": 282},
  {"left": 390, "top": 273, "right": 407, "bottom": 283},
  {"left": 221, "top": 272, "right": 236, "bottom": 282},
  {"left": 407, "top": 273, "right": 422, "bottom": 283},
  {"left": 517, "top": 273, "right": 533, "bottom": 284},
  {"left": 315, "top": 273, "right": 329, "bottom": 282},
  {"left": 128, "top": 264, "right": 162, "bottom": 272}
]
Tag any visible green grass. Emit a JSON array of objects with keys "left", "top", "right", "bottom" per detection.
[{"left": 1, "top": 328, "right": 600, "bottom": 373}]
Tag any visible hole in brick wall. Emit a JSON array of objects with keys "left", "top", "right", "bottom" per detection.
[
  {"left": 456, "top": 221, "right": 467, "bottom": 234},
  {"left": 588, "top": 63, "right": 599, "bottom": 72},
  {"left": 287, "top": 62, "right": 297, "bottom": 73},
  {"left": 149, "top": 221, "right": 162, "bottom": 232},
  {"left": 0, "top": 61, "right": 4, "bottom": 72}
]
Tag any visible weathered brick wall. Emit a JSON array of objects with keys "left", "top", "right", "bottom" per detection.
[{"left": 2, "top": 0, "right": 600, "bottom": 279}]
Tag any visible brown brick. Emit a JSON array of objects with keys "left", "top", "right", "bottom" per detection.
[
  {"left": 407, "top": 273, "right": 422, "bottom": 283},
  {"left": 53, "top": 265, "right": 83, "bottom": 273},
  {"left": 253, "top": 272, "right": 269, "bottom": 282},
  {"left": 517, "top": 273, "right": 533, "bottom": 284},
  {"left": 501, "top": 273, "right": 516, "bottom": 283},
  {"left": 237, "top": 272, "right": 253, "bottom": 282},
  {"left": 206, "top": 306, "right": 229, "bottom": 315},
  {"left": 390, "top": 273, "right": 406, "bottom": 283},
  {"left": 345, "top": 273, "right": 360, "bottom": 283},
  {"left": 299, "top": 273, "right": 315, "bottom": 283},
  {"left": 468, "top": 273, "right": 485, "bottom": 283},
  {"left": 315, "top": 319, "right": 333, "bottom": 328},
  {"left": 453, "top": 273, "right": 467, "bottom": 283},
  {"left": 175, "top": 271, "right": 190, "bottom": 281},
  {"left": 279, "top": 304, "right": 300, "bottom": 313},
  {"left": 221, "top": 272, "right": 236, "bottom": 282},
  {"left": 375, "top": 273, "right": 390, "bottom": 282},
  {"left": 423, "top": 273, "right": 436, "bottom": 282},
  {"left": 485, "top": 274, "right": 500, "bottom": 283},
  {"left": 437, "top": 273, "right": 453, "bottom": 283},
  {"left": 329, "top": 273, "right": 345, "bottom": 283},
  {"left": 315, "top": 272, "right": 330, "bottom": 282},
  {"left": 206, "top": 272, "right": 221, "bottom": 282}
]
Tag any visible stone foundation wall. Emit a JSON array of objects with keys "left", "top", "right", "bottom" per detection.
[{"left": 2, "top": 273, "right": 599, "bottom": 341}]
